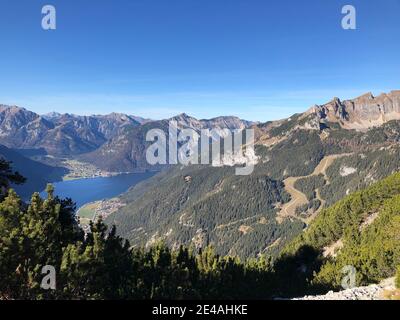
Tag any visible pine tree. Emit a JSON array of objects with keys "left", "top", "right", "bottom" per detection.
[
  {"left": 0, "top": 185, "right": 86, "bottom": 299},
  {"left": 1, "top": 185, "right": 281, "bottom": 300},
  {"left": 0, "top": 189, "right": 24, "bottom": 299},
  {"left": 60, "top": 219, "right": 134, "bottom": 299},
  {"left": 0, "top": 159, "right": 26, "bottom": 200}
]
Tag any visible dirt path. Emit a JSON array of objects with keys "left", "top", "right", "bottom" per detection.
[
  {"left": 277, "top": 153, "right": 352, "bottom": 223},
  {"left": 280, "top": 177, "right": 309, "bottom": 220},
  {"left": 214, "top": 213, "right": 265, "bottom": 231}
]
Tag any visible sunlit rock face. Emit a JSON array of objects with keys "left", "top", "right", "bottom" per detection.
[{"left": 310, "top": 90, "right": 400, "bottom": 130}]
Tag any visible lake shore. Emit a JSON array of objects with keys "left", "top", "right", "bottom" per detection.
[{"left": 40, "top": 171, "right": 157, "bottom": 209}]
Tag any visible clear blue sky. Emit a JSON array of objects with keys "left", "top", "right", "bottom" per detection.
[{"left": 0, "top": 0, "right": 399, "bottom": 121}]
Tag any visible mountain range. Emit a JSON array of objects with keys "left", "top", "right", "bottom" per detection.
[
  {"left": 0, "top": 105, "right": 252, "bottom": 172},
  {"left": 101, "top": 90, "right": 400, "bottom": 259},
  {"left": 80, "top": 113, "right": 253, "bottom": 172},
  {"left": 0, "top": 105, "right": 142, "bottom": 156},
  {"left": 1, "top": 90, "right": 400, "bottom": 261}
]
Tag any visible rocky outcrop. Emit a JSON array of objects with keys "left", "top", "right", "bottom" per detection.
[
  {"left": 310, "top": 90, "right": 400, "bottom": 130},
  {"left": 293, "top": 278, "right": 397, "bottom": 300}
]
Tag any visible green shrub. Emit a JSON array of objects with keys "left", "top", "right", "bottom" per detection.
[{"left": 396, "top": 266, "right": 400, "bottom": 289}]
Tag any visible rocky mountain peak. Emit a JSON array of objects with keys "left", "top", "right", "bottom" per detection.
[
  {"left": 310, "top": 90, "right": 400, "bottom": 130},
  {"left": 0, "top": 105, "right": 43, "bottom": 129},
  {"left": 354, "top": 91, "right": 374, "bottom": 101},
  {"left": 0, "top": 105, "right": 142, "bottom": 155},
  {"left": 42, "top": 111, "right": 62, "bottom": 120}
]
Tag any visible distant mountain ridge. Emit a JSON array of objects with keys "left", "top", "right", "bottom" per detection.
[
  {"left": 0, "top": 105, "right": 142, "bottom": 155},
  {"left": 79, "top": 113, "right": 254, "bottom": 172},
  {"left": 43, "top": 111, "right": 151, "bottom": 125},
  {"left": 0, "top": 105, "right": 253, "bottom": 169}
]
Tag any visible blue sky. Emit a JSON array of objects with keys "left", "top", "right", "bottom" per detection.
[{"left": 0, "top": 0, "right": 399, "bottom": 121}]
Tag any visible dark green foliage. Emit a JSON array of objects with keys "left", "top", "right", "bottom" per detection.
[
  {"left": 0, "top": 186, "right": 83, "bottom": 299},
  {"left": 320, "top": 149, "right": 400, "bottom": 206},
  {"left": 128, "top": 244, "right": 276, "bottom": 300},
  {"left": 254, "top": 130, "right": 329, "bottom": 179},
  {"left": 294, "top": 174, "right": 325, "bottom": 201},
  {"left": 60, "top": 220, "right": 134, "bottom": 299},
  {"left": 107, "top": 164, "right": 295, "bottom": 259},
  {"left": 295, "top": 199, "right": 321, "bottom": 216},
  {"left": 0, "top": 164, "right": 289, "bottom": 300},
  {"left": 0, "top": 158, "right": 26, "bottom": 199},
  {"left": 272, "top": 245, "right": 326, "bottom": 297},
  {"left": 283, "top": 172, "right": 400, "bottom": 291},
  {"left": 268, "top": 114, "right": 302, "bottom": 137},
  {"left": 0, "top": 187, "right": 280, "bottom": 299}
]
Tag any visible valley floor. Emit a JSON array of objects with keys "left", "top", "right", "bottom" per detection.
[
  {"left": 78, "top": 198, "right": 125, "bottom": 226},
  {"left": 32, "top": 155, "right": 117, "bottom": 180}
]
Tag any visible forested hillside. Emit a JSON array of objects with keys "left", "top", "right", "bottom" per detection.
[
  {"left": 106, "top": 114, "right": 400, "bottom": 260},
  {"left": 0, "top": 180, "right": 289, "bottom": 300},
  {"left": 3, "top": 91, "right": 400, "bottom": 298},
  {"left": 2, "top": 183, "right": 398, "bottom": 299},
  {"left": 1, "top": 155, "right": 400, "bottom": 299},
  {"left": 283, "top": 172, "right": 400, "bottom": 292},
  {"left": 106, "top": 164, "right": 306, "bottom": 259}
]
